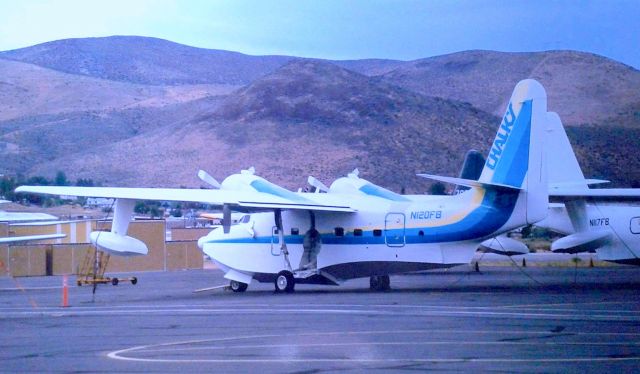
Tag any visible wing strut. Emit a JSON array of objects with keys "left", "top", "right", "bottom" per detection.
[{"left": 274, "top": 209, "right": 293, "bottom": 271}]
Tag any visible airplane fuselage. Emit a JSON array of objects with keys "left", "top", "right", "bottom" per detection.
[
  {"left": 200, "top": 187, "right": 524, "bottom": 284},
  {"left": 539, "top": 202, "right": 640, "bottom": 264}
]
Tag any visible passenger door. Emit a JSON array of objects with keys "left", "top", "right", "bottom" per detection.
[{"left": 385, "top": 213, "right": 406, "bottom": 247}]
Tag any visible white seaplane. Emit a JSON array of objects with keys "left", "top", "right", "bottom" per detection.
[
  {"left": 538, "top": 112, "right": 640, "bottom": 265},
  {"left": 17, "top": 79, "right": 549, "bottom": 292}
]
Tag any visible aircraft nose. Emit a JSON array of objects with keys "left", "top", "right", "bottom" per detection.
[{"left": 197, "top": 236, "right": 206, "bottom": 250}]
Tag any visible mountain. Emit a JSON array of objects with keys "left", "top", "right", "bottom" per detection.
[
  {"left": 0, "top": 36, "right": 295, "bottom": 86},
  {"left": 380, "top": 50, "right": 640, "bottom": 126},
  {"left": 1, "top": 36, "right": 639, "bottom": 189},
  {"left": 0, "top": 36, "right": 407, "bottom": 86},
  {"left": 28, "top": 60, "right": 498, "bottom": 191}
]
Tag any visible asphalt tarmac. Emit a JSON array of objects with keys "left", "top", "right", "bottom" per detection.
[{"left": 1, "top": 265, "right": 639, "bottom": 373}]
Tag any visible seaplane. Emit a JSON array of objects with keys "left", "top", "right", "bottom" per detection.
[
  {"left": 17, "top": 79, "right": 550, "bottom": 292},
  {"left": 537, "top": 112, "right": 640, "bottom": 265}
]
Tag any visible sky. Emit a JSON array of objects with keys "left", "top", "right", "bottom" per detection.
[{"left": 0, "top": 0, "right": 638, "bottom": 68}]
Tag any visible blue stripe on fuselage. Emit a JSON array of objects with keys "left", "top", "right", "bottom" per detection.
[{"left": 203, "top": 189, "right": 519, "bottom": 246}]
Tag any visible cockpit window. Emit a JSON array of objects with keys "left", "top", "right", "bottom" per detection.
[{"left": 240, "top": 215, "right": 250, "bottom": 223}]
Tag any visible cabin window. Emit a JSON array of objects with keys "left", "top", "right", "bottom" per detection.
[
  {"left": 373, "top": 229, "right": 382, "bottom": 237},
  {"left": 353, "top": 229, "right": 363, "bottom": 236},
  {"left": 291, "top": 228, "right": 299, "bottom": 235},
  {"left": 335, "top": 227, "right": 345, "bottom": 237},
  {"left": 419, "top": 230, "right": 424, "bottom": 236}
]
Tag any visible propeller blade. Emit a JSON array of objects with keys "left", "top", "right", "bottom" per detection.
[
  {"left": 307, "top": 176, "right": 329, "bottom": 193},
  {"left": 197, "top": 170, "right": 221, "bottom": 189}
]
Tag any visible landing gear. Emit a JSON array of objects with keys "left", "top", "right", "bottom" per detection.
[
  {"left": 369, "top": 275, "right": 391, "bottom": 291},
  {"left": 230, "top": 280, "right": 248, "bottom": 293},
  {"left": 275, "top": 271, "right": 295, "bottom": 293}
]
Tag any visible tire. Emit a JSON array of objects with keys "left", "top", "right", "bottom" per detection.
[
  {"left": 275, "top": 271, "right": 295, "bottom": 293},
  {"left": 369, "top": 275, "right": 390, "bottom": 292},
  {"left": 111, "top": 278, "right": 119, "bottom": 286},
  {"left": 131, "top": 277, "right": 138, "bottom": 285},
  {"left": 230, "top": 280, "right": 248, "bottom": 293}
]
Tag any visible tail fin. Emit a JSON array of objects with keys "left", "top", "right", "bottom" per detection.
[
  {"left": 546, "top": 112, "right": 608, "bottom": 189},
  {"left": 478, "top": 79, "right": 548, "bottom": 224},
  {"left": 453, "top": 150, "right": 485, "bottom": 194}
]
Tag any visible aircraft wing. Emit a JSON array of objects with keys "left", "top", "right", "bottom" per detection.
[
  {"left": 550, "top": 188, "right": 640, "bottom": 200},
  {"left": 15, "top": 186, "right": 356, "bottom": 212},
  {"left": 0, "top": 233, "right": 66, "bottom": 244}
]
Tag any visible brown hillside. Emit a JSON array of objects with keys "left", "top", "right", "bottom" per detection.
[
  {"left": 1, "top": 37, "right": 638, "bottom": 189},
  {"left": 28, "top": 60, "right": 499, "bottom": 192},
  {"left": 381, "top": 50, "right": 640, "bottom": 126}
]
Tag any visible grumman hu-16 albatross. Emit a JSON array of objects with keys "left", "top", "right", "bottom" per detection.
[
  {"left": 17, "top": 79, "right": 549, "bottom": 293},
  {"left": 536, "top": 111, "right": 640, "bottom": 265}
]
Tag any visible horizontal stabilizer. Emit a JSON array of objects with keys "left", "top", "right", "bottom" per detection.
[
  {"left": 478, "top": 236, "right": 529, "bottom": 256},
  {"left": 549, "top": 180, "right": 609, "bottom": 190},
  {"left": 550, "top": 188, "right": 640, "bottom": 200},
  {"left": 551, "top": 231, "right": 611, "bottom": 254},
  {"left": 417, "top": 174, "right": 521, "bottom": 192}
]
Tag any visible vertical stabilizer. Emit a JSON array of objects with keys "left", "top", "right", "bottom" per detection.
[
  {"left": 546, "top": 112, "right": 589, "bottom": 189},
  {"left": 478, "top": 79, "right": 548, "bottom": 224}
]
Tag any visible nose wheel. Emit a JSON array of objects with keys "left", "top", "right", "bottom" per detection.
[{"left": 275, "top": 271, "right": 295, "bottom": 293}]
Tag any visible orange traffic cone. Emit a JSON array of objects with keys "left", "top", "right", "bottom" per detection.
[{"left": 61, "top": 275, "right": 69, "bottom": 308}]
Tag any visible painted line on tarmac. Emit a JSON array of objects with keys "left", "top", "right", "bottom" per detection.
[
  {"left": 1, "top": 306, "right": 639, "bottom": 321},
  {"left": 0, "top": 286, "right": 62, "bottom": 291},
  {"left": 107, "top": 330, "right": 640, "bottom": 364}
]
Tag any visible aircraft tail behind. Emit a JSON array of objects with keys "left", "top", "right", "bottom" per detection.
[{"left": 478, "top": 79, "right": 548, "bottom": 224}]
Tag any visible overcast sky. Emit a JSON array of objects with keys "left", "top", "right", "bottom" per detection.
[{"left": 0, "top": 0, "right": 638, "bottom": 68}]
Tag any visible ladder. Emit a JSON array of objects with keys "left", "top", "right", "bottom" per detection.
[
  {"left": 76, "top": 247, "right": 111, "bottom": 286},
  {"left": 75, "top": 247, "right": 138, "bottom": 287}
]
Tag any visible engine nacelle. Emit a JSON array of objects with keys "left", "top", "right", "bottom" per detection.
[
  {"left": 329, "top": 171, "right": 408, "bottom": 201},
  {"left": 220, "top": 169, "right": 302, "bottom": 201}
]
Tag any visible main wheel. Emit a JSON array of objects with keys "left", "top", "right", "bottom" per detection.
[
  {"left": 369, "top": 275, "right": 390, "bottom": 291},
  {"left": 230, "top": 280, "right": 248, "bottom": 293},
  {"left": 275, "top": 271, "right": 295, "bottom": 293},
  {"left": 131, "top": 277, "right": 138, "bottom": 285},
  {"left": 111, "top": 278, "right": 119, "bottom": 286}
]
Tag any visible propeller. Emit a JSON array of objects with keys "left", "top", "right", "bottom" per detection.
[
  {"left": 197, "top": 170, "right": 221, "bottom": 189},
  {"left": 307, "top": 176, "right": 329, "bottom": 193}
]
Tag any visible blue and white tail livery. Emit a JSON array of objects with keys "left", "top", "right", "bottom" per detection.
[
  {"left": 479, "top": 79, "right": 548, "bottom": 224},
  {"left": 16, "top": 79, "right": 554, "bottom": 292}
]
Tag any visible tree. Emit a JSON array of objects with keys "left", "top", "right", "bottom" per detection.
[
  {"left": 76, "top": 178, "right": 95, "bottom": 187},
  {"left": 134, "top": 201, "right": 149, "bottom": 214},
  {"left": 54, "top": 171, "right": 69, "bottom": 186},
  {"left": 0, "top": 176, "right": 16, "bottom": 201}
]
